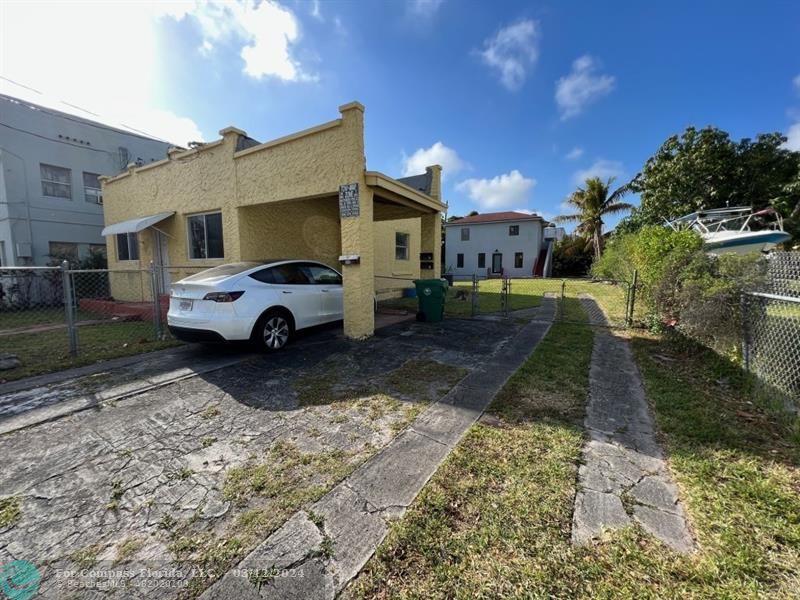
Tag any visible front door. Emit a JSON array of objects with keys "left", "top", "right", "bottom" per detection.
[
  {"left": 153, "top": 229, "right": 170, "bottom": 294},
  {"left": 492, "top": 253, "right": 503, "bottom": 274}
]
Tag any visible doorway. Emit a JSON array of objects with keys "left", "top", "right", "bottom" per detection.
[
  {"left": 491, "top": 252, "right": 503, "bottom": 274},
  {"left": 153, "top": 229, "right": 170, "bottom": 294}
]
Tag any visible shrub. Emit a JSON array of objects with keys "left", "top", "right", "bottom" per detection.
[
  {"left": 552, "top": 236, "right": 593, "bottom": 277},
  {"left": 593, "top": 226, "right": 702, "bottom": 310}
]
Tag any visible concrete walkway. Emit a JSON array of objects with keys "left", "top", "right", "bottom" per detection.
[
  {"left": 572, "top": 296, "right": 694, "bottom": 553},
  {"left": 199, "top": 298, "right": 557, "bottom": 599}
]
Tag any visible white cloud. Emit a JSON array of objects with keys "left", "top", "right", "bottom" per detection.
[
  {"left": 793, "top": 74, "right": 800, "bottom": 95},
  {"left": 456, "top": 170, "right": 536, "bottom": 210},
  {"left": 310, "top": 0, "right": 323, "bottom": 22},
  {"left": 409, "top": 0, "right": 445, "bottom": 16},
  {"left": 0, "top": 1, "right": 204, "bottom": 145},
  {"left": 402, "top": 142, "right": 465, "bottom": 178},
  {"left": 572, "top": 159, "right": 624, "bottom": 186},
  {"left": 565, "top": 147, "right": 584, "bottom": 160},
  {"left": 480, "top": 20, "right": 540, "bottom": 91},
  {"left": 165, "top": 1, "right": 315, "bottom": 82},
  {"left": 555, "top": 55, "right": 615, "bottom": 119},
  {"left": 783, "top": 123, "right": 800, "bottom": 151}
]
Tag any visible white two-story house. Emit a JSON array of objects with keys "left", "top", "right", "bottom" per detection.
[{"left": 444, "top": 211, "right": 559, "bottom": 279}]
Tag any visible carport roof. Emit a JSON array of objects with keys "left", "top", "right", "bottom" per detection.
[{"left": 366, "top": 171, "right": 446, "bottom": 214}]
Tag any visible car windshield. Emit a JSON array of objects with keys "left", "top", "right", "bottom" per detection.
[{"left": 182, "top": 262, "right": 263, "bottom": 282}]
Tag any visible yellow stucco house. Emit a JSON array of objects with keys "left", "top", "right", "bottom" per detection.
[{"left": 99, "top": 102, "right": 445, "bottom": 339}]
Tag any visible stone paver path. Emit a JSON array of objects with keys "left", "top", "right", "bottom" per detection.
[
  {"left": 199, "top": 299, "right": 557, "bottom": 599},
  {"left": 572, "top": 296, "right": 694, "bottom": 553}
]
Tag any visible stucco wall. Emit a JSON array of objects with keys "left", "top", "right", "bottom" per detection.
[
  {"left": 238, "top": 197, "right": 342, "bottom": 268},
  {"left": 374, "top": 217, "right": 421, "bottom": 296},
  {"left": 444, "top": 219, "right": 543, "bottom": 278}
]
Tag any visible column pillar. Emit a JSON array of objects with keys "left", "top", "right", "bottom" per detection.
[
  {"left": 340, "top": 184, "right": 375, "bottom": 339},
  {"left": 420, "top": 212, "right": 442, "bottom": 278}
]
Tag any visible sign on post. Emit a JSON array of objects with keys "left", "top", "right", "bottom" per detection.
[{"left": 338, "top": 183, "right": 360, "bottom": 218}]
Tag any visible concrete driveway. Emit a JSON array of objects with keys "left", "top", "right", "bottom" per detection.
[{"left": 0, "top": 316, "right": 524, "bottom": 598}]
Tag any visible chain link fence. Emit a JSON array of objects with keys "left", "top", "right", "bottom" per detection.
[
  {"left": 0, "top": 263, "right": 192, "bottom": 381},
  {"left": 742, "top": 252, "right": 800, "bottom": 412}
]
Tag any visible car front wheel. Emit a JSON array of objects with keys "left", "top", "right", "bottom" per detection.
[{"left": 256, "top": 311, "right": 292, "bottom": 351}]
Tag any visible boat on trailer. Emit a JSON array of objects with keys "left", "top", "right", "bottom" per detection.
[{"left": 667, "top": 206, "right": 791, "bottom": 254}]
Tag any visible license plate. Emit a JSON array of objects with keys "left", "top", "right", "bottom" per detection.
[{"left": 179, "top": 299, "right": 193, "bottom": 311}]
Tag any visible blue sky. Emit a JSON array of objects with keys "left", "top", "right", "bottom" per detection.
[{"left": 2, "top": 0, "right": 799, "bottom": 227}]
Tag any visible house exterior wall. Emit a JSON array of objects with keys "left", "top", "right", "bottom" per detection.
[
  {"left": 0, "top": 95, "right": 170, "bottom": 266},
  {"left": 374, "top": 217, "right": 421, "bottom": 296},
  {"left": 102, "top": 102, "right": 442, "bottom": 339},
  {"left": 444, "top": 219, "right": 543, "bottom": 278}
]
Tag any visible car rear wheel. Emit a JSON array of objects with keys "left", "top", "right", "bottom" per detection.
[{"left": 255, "top": 310, "right": 293, "bottom": 351}]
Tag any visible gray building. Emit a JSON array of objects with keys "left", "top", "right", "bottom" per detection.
[
  {"left": 0, "top": 94, "right": 172, "bottom": 266},
  {"left": 444, "top": 211, "right": 560, "bottom": 278}
]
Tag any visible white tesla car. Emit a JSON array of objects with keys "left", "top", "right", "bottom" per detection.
[{"left": 167, "top": 259, "right": 343, "bottom": 351}]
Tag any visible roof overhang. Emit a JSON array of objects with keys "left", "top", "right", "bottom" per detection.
[
  {"left": 101, "top": 211, "right": 175, "bottom": 236},
  {"left": 365, "top": 171, "right": 446, "bottom": 214}
]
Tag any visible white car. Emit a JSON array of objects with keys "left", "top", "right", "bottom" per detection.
[{"left": 167, "top": 259, "right": 343, "bottom": 351}]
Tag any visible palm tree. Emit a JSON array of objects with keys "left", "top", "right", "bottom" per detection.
[{"left": 556, "top": 176, "right": 633, "bottom": 258}]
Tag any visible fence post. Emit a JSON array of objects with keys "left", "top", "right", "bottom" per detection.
[
  {"left": 471, "top": 274, "right": 478, "bottom": 317},
  {"left": 61, "top": 260, "right": 78, "bottom": 356},
  {"left": 627, "top": 270, "right": 638, "bottom": 328},
  {"left": 150, "top": 261, "right": 163, "bottom": 340},
  {"left": 741, "top": 293, "right": 750, "bottom": 372}
]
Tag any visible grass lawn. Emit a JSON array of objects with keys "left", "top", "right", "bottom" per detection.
[
  {"left": 0, "top": 307, "right": 97, "bottom": 330},
  {"left": 348, "top": 299, "right": 800, "bottom": 598},
  {"left": 1, "top": 322, "right": 180, "bottom": 381},
  {"left": 380, "top": 280, "right": 542, "bottom": 317},
  {"left": 379, "top": 278, "right": 635, "bottom": 324}
]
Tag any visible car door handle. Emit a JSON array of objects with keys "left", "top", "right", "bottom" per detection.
[
  {"left": 282, "top": 290, "right": 292, "bottom": 294},
  {"left": 321, "top": 289, "right": 329, "bottom": 293}
]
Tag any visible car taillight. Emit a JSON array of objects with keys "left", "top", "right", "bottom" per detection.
[{"left": 203, "top": 291, "right": 245, "bottom": 302}]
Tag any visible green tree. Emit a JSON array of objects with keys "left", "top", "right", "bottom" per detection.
[
  {"left": 556, "top": 176, "right": 633, "bottom": 258},
  {"left": 627, "top": 126, "right": 800, "bottom": 240}
]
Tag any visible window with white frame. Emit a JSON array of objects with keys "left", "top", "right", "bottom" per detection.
[
  {"left": 461, "top": 227, "right": 470, "bottom": 241},
  {"left": 83, "top": 172, "right": 103, "bottom": 204},
  {"left": 188, "top": 212, "right": 224, "bottom": 259},
  {"left": 509, "top": 225, "right": 519, "bottom": 236},
  {"left": 40, "top": 164, "right": 72, "bottom": 199},
  {"left": 395, "top": 232, "right": 410, "bottom": 260},
  {"left": 116, "top": 233, "right": 139, "bottom": 261}
]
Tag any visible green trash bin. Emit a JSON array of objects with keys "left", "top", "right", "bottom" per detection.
[{"left": 414, "top": 278, "right": 447, "bottom": 322}]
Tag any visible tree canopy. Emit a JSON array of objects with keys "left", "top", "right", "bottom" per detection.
[
  {"left": 623, "top": 126, "right": 800, "bottom": 239},
  {"left": 556, "top": 176, "right": 633, "bottom": 258}
]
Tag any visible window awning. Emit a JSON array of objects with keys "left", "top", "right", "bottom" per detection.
[{"left": 101, "top": 212, "right": 174, "bottom": 236}]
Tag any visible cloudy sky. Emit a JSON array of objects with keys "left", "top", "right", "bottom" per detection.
[{"left": 1, "top": 0, "right": 799, "bottom": 225}]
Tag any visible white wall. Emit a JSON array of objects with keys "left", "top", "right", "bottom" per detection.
[
  {"left": 444, "top": 219, "right": 543, "bottom": 278},
  {"left": 0, "top": 95, "right": 170, "bottom": 265}
]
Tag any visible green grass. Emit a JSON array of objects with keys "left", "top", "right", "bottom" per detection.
[
  {"left": 0, "top": 497, "right": 21, "bottom": 528},
  {"left": 0, "top": 307, "right": 109, "bottom": 330},
  {"left": 380, "top": 280, "right": 542, "bottom": 317},
  {"left": 349, "top": 301, "right": 800, "bottom": 599},
  {"left": 0, "top": 321, "right": 179, "bottom": 381},
  {"left": 379, "top": 278, "right": 634, "bottom": 324}
]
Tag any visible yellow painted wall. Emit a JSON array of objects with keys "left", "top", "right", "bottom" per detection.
[
  {"left": 374, "top": 218, "right": 421, "bottom": 297},
  {"left": 238, "top": 197, "right": 342, "bottom": 268},
  {"left": 101, "top": 101, "right": 442, "bottom": 339}
]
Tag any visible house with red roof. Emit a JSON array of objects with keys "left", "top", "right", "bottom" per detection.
[{"left": 443, "top": 211, "right": 562, "bottom": 278}]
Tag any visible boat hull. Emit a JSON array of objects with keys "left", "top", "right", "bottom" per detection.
[{"left": 703, "top": 231, "right": 791, "bottom": 254}]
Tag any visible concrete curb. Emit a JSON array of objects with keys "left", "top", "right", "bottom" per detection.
[{"left": 199, "top": 298, "right": 556, "bottom": 600}]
